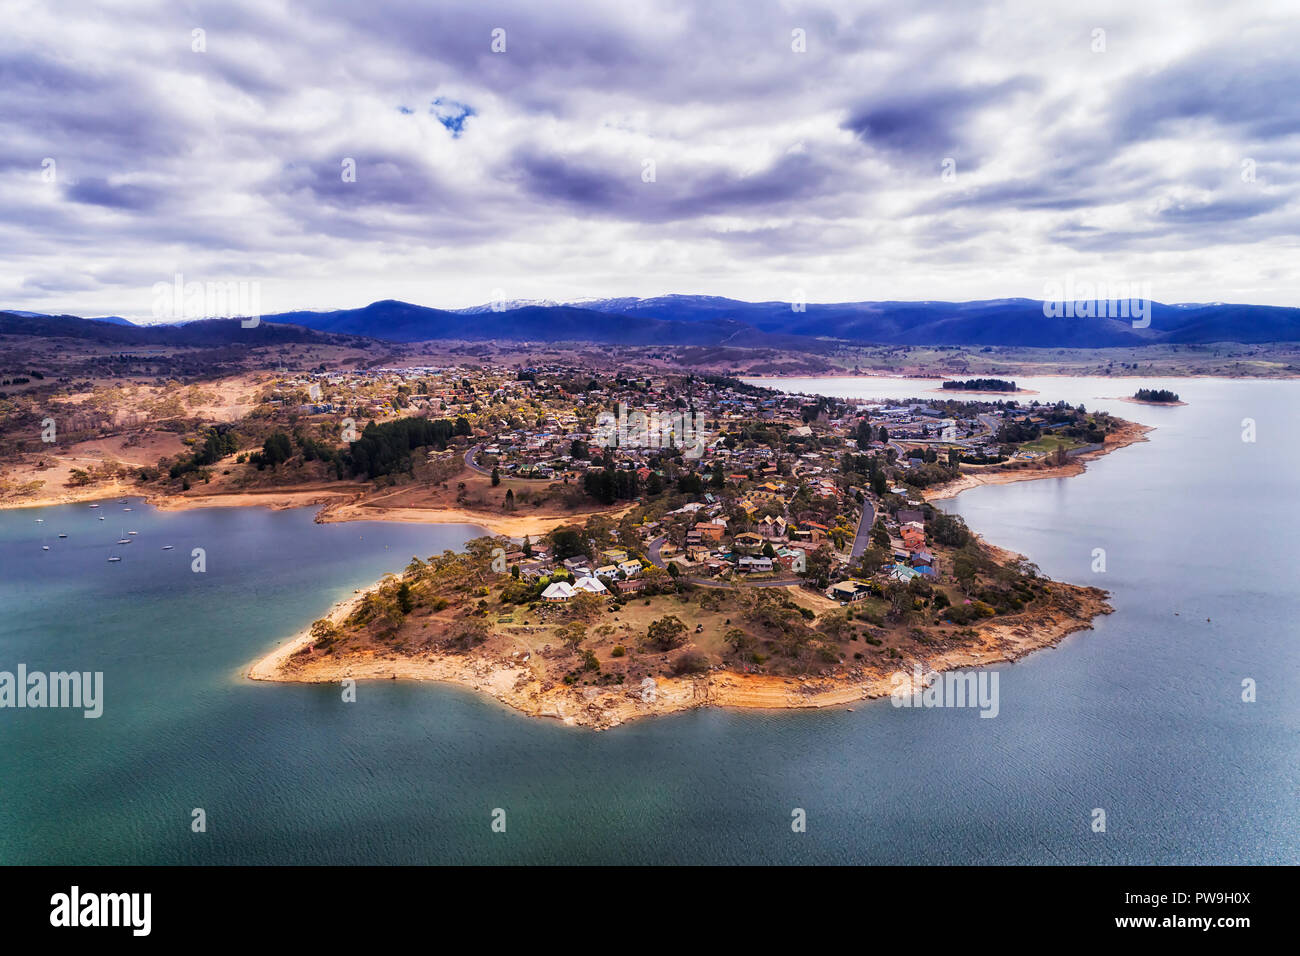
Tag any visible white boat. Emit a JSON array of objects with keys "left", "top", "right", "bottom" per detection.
[
  {"left": 35, "top": 518, "right": 43, "bottom": 523},
  {"left": 128, "top": 531, "right": 138, "bottom": 536},
  {"left": 98, "top": 516, "right": 105, "bottom": 521},
  {"left": 57, "top": 533, "right": 68, "bottom": 538},
  {"left": 107, "top": 556, "right": 122, "bottom": 562},
  {"left": 42, "top": 545, "right": 50, "bottom": 551},
  {"left": 162, "top": 545, "right": 175, "bottom": 550},
  {"left": 123, "top": 508, "right": 132, "bottom": 512},
  {"left": 89, "top": 504, "right": 99, "bottom": 509}
]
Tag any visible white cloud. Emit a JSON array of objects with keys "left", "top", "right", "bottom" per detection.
[{"left": 1, "top": 0, "right": 1298, "bottom": 318}]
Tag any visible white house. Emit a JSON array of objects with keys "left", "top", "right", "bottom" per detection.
[
  {"left": 541, "top": 581, "right": 575, "bottom": 602},
  {"left": 573, "top": 576, "right": 608, "bottom": 595}
]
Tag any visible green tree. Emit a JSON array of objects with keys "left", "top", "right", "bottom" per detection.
[
  {"left": 262, "top": 432, "right": 292, "bottom": 468},
  {"left": 645, "top": 615, "right": 688, "bottom": 652}
]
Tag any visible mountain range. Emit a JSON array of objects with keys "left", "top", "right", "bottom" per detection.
[{"left": 6, "top": 295, "right": 1300, "bottom": 349}]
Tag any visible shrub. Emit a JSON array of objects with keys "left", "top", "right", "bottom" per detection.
[{"left": 671, "top": 651, "right": 709, "bottom": 675}]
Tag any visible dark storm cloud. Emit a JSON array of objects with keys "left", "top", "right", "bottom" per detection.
[
  {"left": 1155, "top": 194, "right": 1289, "bottom": 223},
  {"left": 66, "top": 177, "right": 163, "bottom": 211},
  {"left": 844, "top": 78, "right": 1039, "bottom": 161},
  {"left": 1116, "top": 46, "right": 1300, "bottom": 143},
  {"left": 509, "top": 148, "right": 842, "bottom": 223},
  {"left": 279, "top": 154, "right": 455, "bottom": 210}
]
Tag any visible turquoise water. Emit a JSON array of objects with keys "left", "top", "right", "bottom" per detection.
[{"left": 1, "top": 376, "right": 1297, "bottom": 864}]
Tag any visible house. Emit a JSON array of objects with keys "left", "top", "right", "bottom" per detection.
[
  {"left": 541, "top": 581, "right": 575, "bottom": 602},
  {"left": 686, "top": 545, "right": 712, "bottom": 563},
  {"left": 910, "top": 549, "right": 935, "bottom": 568},
  {"left": 573, "top": 576, "right": 608, "bottom": 595},
  {"left": 617, "top": 559, "right": 642, "bottom": 578},
  {"left": 733, "top": 532, "right": 764, "bottom": 553},
  {"left": 600, "top": 548, "right": 629, "bottom": 564},
  {"left": 803, "top": 521, "right": 830, "bottom": 543},
  {"left": 738, "top": 555, "right": 774, "bottom": 573},
  {"left": 693, "top": 523, "right": 725, "bottom": 542},
  {"left": 595, "top": 564, "right": 620, "bottom": 578},
  {"left": 563, "top": 556, "right": 592, "bottom": 575},
  {"left": 826, "top": 580, "right": 872, "bottom": 602},
  {"left": 886, "top": 564, "right": 919, "bottom": 583},
  {"left": 775, "top": 548, "right": 804, "bottom": 571},
  {"left": 616, "top": 578, "right": 646, "bottom": 595}
]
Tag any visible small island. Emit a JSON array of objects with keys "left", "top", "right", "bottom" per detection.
[
  {"left": 1130, "top": 388, "right": 1184, "bottom": 405},
  {"left": 936, "top": 378, "right": 1036, "bottom": 395},
  {"left": 1108, "top": 388, "right": 1187, "bottom": 407}
]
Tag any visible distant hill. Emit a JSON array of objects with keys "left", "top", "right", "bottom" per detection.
[
  {"left": 0, "top": 312, "right": 345, "bottom": 347},
  {"left": 559, "top": 295, "right": 1300, "bottom": 347},
  {"left": 261, "top": 299, "right": 772, "bottom": 346}
]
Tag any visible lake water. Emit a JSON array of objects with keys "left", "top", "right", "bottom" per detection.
[{"left": 2, "top": 375, "right": 1296, "bottom": 864}]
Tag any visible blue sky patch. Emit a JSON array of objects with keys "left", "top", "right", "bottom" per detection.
[{"left": 430, "top": 97, "right": 475, "bottom": 137}]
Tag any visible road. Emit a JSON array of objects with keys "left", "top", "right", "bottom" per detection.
[
  {"left": 849, "top": 498, "right": 876, "bottom": 560},
  {"left": 463, "top": 444, "right": 491, "bottom": 475}
]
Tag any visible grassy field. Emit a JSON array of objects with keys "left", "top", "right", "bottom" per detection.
[{"left": 1018, "top": 434, "right": 1086, "bottom": 455}]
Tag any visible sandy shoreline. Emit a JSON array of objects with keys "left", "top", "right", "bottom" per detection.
[
  {"left": 248, "top": 579, "right": 1110, "bottom": 730},
  {"left": 1, "top": 479, "right": 623, "bottom": 538}
]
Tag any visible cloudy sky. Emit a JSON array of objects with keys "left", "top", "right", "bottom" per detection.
[{"left": 3, "top": 0, "right": 1298, "bottom": 319}]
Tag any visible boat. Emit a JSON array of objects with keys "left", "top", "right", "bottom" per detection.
[
  {"left": 162, "top": 545, "right": 175, "bottom": 551},
  {"left": 128, "top": 531, "right": 138, "bottom": 536},
  {"left": 89, "top": 504, "right": 99, "bottom": 509},
  {"left": 107, "top": 556, "right": 122, "bottom": 562},
  {"left": 117, "top": 538, "right": 131, "bottom": 545},
  {"left": 98, "top": 516, "right": 105, "bottom": 521},
  {"left": 35, "top": 518, "right": 43, "bottom": 523},
  {"left": 42, "top": 545, "right": 50, "bottom": 551},
  {"left": 123, "top": 508, "right": 132, "bottom": 512},
  {"left": 57, "top": 533, "right": 68, "bottom": 538}
]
